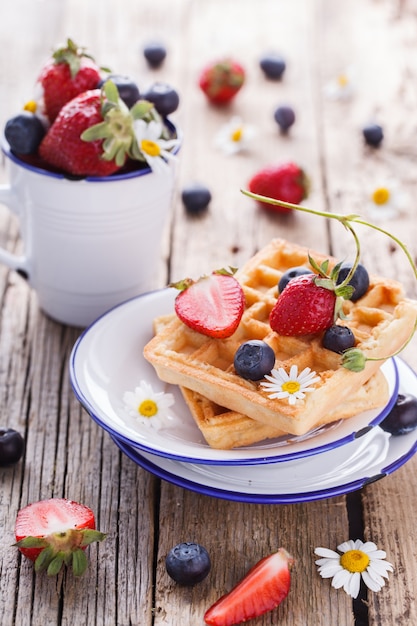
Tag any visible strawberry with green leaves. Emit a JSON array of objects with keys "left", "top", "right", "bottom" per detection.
[
  {"left": 248, "top": 162, "right": 309, "bottom": 212},
  {"left": 38, "top": 38, "right": 103, "bottom": 123},
  {"left": 269, "top": 257, "right": 353, "bottom": 336},
  {"left": 198, "top": 59, "right": 245, "bottom": 105},
  {"left": 204, "top": 548, "right": 294, "bottom": 626},
  {"left": 39, "top": 81, "right": 160, "bottom": 177},
  {"left": 171, "top": 269, "right": 245, "bottom": 339},
  {"left": 14, "top": 498, "right": 106, "bottom": 576}
]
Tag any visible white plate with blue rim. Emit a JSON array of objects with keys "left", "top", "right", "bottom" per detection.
[
  {"left": 110, "top": 358, "right": 417, "bottom": 504},
  {"left": 70, "top": 288, "right": 399, "bottom": 466}
]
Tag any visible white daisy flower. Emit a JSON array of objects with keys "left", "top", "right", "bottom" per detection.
[
  {"left": 315, "top": 539, "right": 394, "bottom": 599},
  {"left": 123, "top": 380, "right": 175, "bottom": 430},
  {"left": 134, "top": 119, "right": 180, "bottom": 173},
  {"left": 324, "top": 67, "right": 355, "bottom": 101},
  {"left": 214, "top": 116, "right": 256, "bottom": 155},
  {"left": 368, "top": 183, "right": 405, "bottom": 221},
  {"left": 260, "top": 365, "right": 320, "bottom": 405}
]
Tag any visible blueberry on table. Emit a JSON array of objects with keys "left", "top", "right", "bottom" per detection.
[
  {"left": 166, "top": 542, "right": 211, "bottom": 585},
  {"left": 143, "top": 42, "right": 167, "bottom": 68},
  {"left": 141, "top": 82, "right": 180, "bottom": 116},
  {"left": 0, "top": 428, "right": 24, "bottom": 466},
  {"left": 274, "top": 105, "right": 295, "bottom": 132},
  {"left": 380, "top": 393, "right": 417, "bottom": 436},
  {"left": 98, "top": 74, "right": 140, "bottom": 109},
  {"left": 322, "top": 325, "right": 355, "bottom": 353},
  {"left": 5, "top": 112, "right": 45, "bottom": 155},
  {"left": 336, "top": 262, "right": 369, "bottom": 301},
  {"left": 259, "top": 54, "right": 286, "bottom": 80},
  {"left": 234, "top": 340, "right": 276, "bottom": 381},
  {"left": 181, "top": 183, "right": 212, "bottom": 215},
  {"left": 278, "top": 266, "right": 313, "bottom": 293},
  {"left": 362, "top": 123, "right": 384, "bottom": 148}
]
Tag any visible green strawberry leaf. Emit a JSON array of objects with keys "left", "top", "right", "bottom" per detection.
[{"left": 72, "top": 549, "right": 88, "bottom": 577}]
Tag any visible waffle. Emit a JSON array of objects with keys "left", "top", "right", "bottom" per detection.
[{"left": 144, "top": 238, "right": 417, "bottom": 437}]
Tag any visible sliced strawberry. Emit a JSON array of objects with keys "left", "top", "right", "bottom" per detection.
[
  {"left": 15, "top": 498, "right": 106, "bottom": 576},
  {"left": 270, "top": 273, "right": 336, "bottom": 336},
  {"left": 204, "top": 548, "right": 294, "bottom": 626},
  {"left": 248, "top": 162, "right": 309, "bottom": 212},
  {"left": 198, "top": 59, "right": 245, "bottom": 105},
  {"left": 172, "top": 270, "right": 245, "bottom": 338}
]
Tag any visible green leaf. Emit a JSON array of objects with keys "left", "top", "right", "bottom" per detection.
[
  {"left": 80, "top": 530, "right": 107, "bottom": 547},
  {"left": 72, "top": 549, "right": 88, "bottom": 576},
  {"left": 130, "top": 100, "right": 155, "bottom": 119},
  {"left": 47, "top": 553, "right": 65, "bottom": 577},
  {"left": 15, "top": 536, "right": 48, "bottom": 549},
  {"left": 34, "top": 546, "right": 55, "bottom": 572},
  {"left": 81, "top": 122, "right": 111, "bottom": 142},
  {"left": 314, "top": 277, "right": 335, "bottom": 291},
  {"left": 103, "top": 80, "right": 119, "bottom": 104},
  {"left": 335, "top": 284, "right": 355, "bottom": 299}
]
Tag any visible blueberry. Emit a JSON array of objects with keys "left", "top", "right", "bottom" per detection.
[
  {"left": 143, "top": 42, "right": 167, "bottom": 68},
  {"left": 362, "top": 123, "right": 384, "bottom": 148},
  {"left": 278, "top": 266, "right": 313, "bottom": 293},
  {"left": 141, "top": 82, "right": 180, "bottom": 116},
  {"left": 259, "top": 54, "right": 286, "bottom": 80},
  {"left": 322, "top": 325, "right": 355, "bottom": 353},
  {"left": 181, "top": 183, "right": 211, "bottom": 215},
  {"left": 380, "top": 393, "right": 417, "bottom": 436},
  {"left": 234, "top": 340, "right": 275, "bottom": 381},
  {"left": 5, "top": 112, "right": 46, "bottom": 155},
  {"left": 0, "top": 428, "right": 24, "bottom": 467},
  {"left": 274, "top": 105, "right": 295, "bottom": 132},
  {"left": 336, "top": 262, "right": 369, "bottom": 301},
  {"left": 165, "top": 542, "right": 211, "bottom": 586},
  {"left": 98, "top": 74, "right": 140, "bottom": 109}
]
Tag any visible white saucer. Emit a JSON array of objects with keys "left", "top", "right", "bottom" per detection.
[
  {"left": 70, "top": 288, "right": 399, "bottom": 465},
  {"left": 112, "top": 358, "right": 417, "bottom": 504}
]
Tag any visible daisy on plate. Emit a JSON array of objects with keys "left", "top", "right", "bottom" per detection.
[
  {"left": 260, "top": 365, "right": 320, "bottom": 405},
  {"left": 133, "top": 119, "right": 180, "bottom": 173},
  {"left": 315, "top": 539, "right": 394, "bottom": 599},
  {"left": 123, "top": 380, "right": 175, "bottom": 430},
  {"left": 214, "top": 116, "right": 256, "bottom": 155}
]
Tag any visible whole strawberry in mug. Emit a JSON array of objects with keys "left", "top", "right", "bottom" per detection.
[
  {"left": 248, "top": 162, "right": 309, "bottom": 213},
  {"left": 198, "top": 58, "right": 245, "bottom": 105},
  {"left": 37, "top": 38, "right": 103, "bottom": 123}
]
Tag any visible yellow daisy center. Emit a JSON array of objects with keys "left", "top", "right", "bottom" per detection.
[
  {"left": 231, "top": 127, "right": 243, "bottom": 142},
  {"left": 138, "top": 399, "right": 158, "bottom": 417},
  {"left": 340, "top": 549, "right": 370, "bottom": 573},
  {"left": 23, "top": 100, "right": 38, "bottom": 113},
  {"left": 281, "top": 381, "right": 301, "bottom": 394},
  {"left": 337, "top": 74, "right": 349, "bottom": 87},
  {"left": 372, "top": 187, "right": 390, "bottom": 205},
  {"left": 141, "top": 139, "right": 161, "bottom": 157}
]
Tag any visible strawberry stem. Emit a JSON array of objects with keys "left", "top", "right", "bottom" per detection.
[{"left": 241, "top": 189, "right": 417, "bottom": 371}]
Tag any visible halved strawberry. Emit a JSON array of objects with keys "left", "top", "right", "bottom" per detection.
[
  {"left": 270, "top": 273, "right": 336, "bottom": 336},
  {"left": 171, "top": 269, "right": 245, "bottom": 339},
  {"left": 204, "top": 548, "right": 294, "bottom": 626},
  {"left": 15, "top": 498, "right": 106, "bottom": 576}
]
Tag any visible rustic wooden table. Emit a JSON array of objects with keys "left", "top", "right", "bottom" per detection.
[{"left": 1, "top": 0, "right": 417, "bottom": 624}]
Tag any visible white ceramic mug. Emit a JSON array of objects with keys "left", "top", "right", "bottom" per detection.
[{"left": 0, "top": 128, "right": 180, "bottom": 327}]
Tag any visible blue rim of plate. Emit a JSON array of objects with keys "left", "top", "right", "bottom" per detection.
[
  {"left": 69, "top": 288, "right": 400, "bottom": 466},
  {"left": 110, "top": 358, "right": 417, "bottom": 503}
]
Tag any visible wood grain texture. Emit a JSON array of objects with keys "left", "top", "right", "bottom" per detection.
[{"left": 0, "top": 1, "right": 416, "bottom": 625}]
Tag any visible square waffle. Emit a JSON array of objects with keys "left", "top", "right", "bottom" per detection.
[{"left": 144, "top": 238, "right": 417, "bottom": 437}]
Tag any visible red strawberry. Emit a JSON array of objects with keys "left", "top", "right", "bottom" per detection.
[
  {"left": 172, "top": 270, "right": 245, "bottom": 339},
  {"left": 204, "top": 548, "right": 294, "bottom": 626},
  {"left": 198, "top": 59, "right": 245, "bottom": 105},
  {"left": 38, "top": 38, "right": 102, "bottom": 123},
  {"left": 15, "top": 498, "right": 106, "bottom": 576},
  {"left": 248, "top": 162, "right": 309, "bottom": 213},
  {"left": 270, "top": 273, "right": 336, "bottom": 336},
  {"left": 39, "top": 80, "right": 143, "bottom": 177}
]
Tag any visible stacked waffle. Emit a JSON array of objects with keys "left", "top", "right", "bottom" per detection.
[{"left": 144, "top": 239, "right": 417, "bottom": 449}]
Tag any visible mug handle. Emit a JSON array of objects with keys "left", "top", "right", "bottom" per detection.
[{"left": 0, "top": 183, "right": 29, "bottom": 277}]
